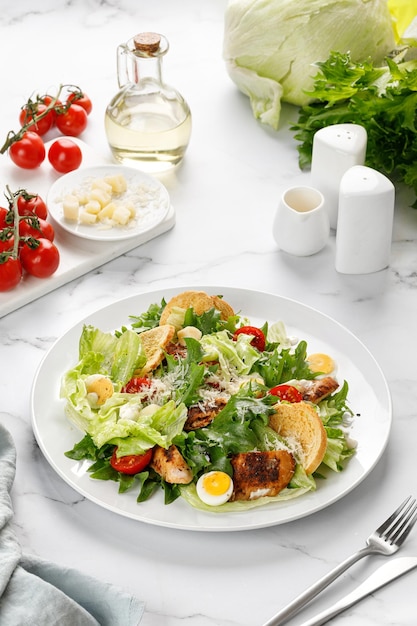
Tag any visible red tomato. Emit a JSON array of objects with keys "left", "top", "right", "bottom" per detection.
[
  {"left": 17, "top": 193, "right": 48, "bottom": 220},
  {"left": 0, "top": 256, "right": 22, "bottom": 291},
  {"left": 48, "top": 138, "right": 82, "bottom": 173},
  {"left": 9, "top": 131, "right": 45, "bottom": 169},
  {"left": 19, "top": 217, "right": 55, "bottom": 242},
  {"left": 19, "top": 238, "right": 60, "bottom": 278},
  {"left": 110, "top": 447, "right": 153, "bottom": 475},
  {"left": 121, "top": 377, "right": 152, "bottom": 394},
  {"left": 233, "top": 325, "right": 266, "bottom": 351},
  {"left": 17, "top": 190, "right": 48, "bottom": 220},
  {"left": 56, "top": 104, "right": 88, "bottom": 137},
  {"left": 19, "top": 103, "right": 54, "bottom": 136},
  {"left": 0, "top": 230, "right": 14, "bottom": 252},
  {"left": 41, "top": 95, "right": 62, "bottom": 124},
  {"left": 0, "top": 208, "right": 12, "bottom": 229},
  {"left": 66, "top": 91, "right": 93, "bottom": 115},
  {"left": 268, "top": 384, "right": 303, "bottom": 403}
]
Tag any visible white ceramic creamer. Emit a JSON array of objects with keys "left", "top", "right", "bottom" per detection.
[{"left": 273, "top": 186, "right": 329, "bottom": 256}]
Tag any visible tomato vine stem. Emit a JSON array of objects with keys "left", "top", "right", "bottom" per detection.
[{"left": 0, "top": 83, "right": 85, "bottom": 154}]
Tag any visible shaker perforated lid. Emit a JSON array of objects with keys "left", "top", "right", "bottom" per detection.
[{"left": 133, "top": 33, "right": 161, "bottom": 54}]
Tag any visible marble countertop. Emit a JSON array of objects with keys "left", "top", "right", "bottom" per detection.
[{"left": 1, "top": 1, "right": 417, "bottom": 624}]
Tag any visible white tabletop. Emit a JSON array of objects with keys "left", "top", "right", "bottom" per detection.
[{"left": 1, "top": 1, "right": 417, "bottom": 625}]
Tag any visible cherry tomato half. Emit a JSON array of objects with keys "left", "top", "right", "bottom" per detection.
[
  {"left": 19, "top": 217, "right": 55, "bottom": 242},
  {"left": 121, "top": 377, "right": 152, "bottom": 394},
  {"left": 268, "top": 384, "right": 303, "bottom": 403},
  {"left": 0, "top": 256, "right": 22, "bottom": 291},
  {"left": 48, "top": 138, "right": 82, "bottom": 173},
  {"left": 56, "top": 103, "right": 88, "bottom": 137},
  {"left": 17, "top": 193, "right": 48, "bottom": 220},
  {"left": 233, "top": 325, "right": 266, "bottom": 351},
  {"left": 66, "top": 91, "right": 93, "bottom": 115},
  {"left": 19, "top": 103, "right": 54, "bottom": 136},
  {"left": 19, "top": 238, "right": 60, "bottom": 278},
  {"left": 110, "top": 447, "right": 154, "bottom": 475},
  {"left": 9, "top": 131, "right": 45, "bottom": 169}
]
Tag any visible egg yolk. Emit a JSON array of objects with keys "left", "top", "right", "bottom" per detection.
[
  {"left": 202, "top": 471, "right": 232, "bottom": 496},
  {"left": 307, "top": 353, "right": 335, "bottom": 375},
  {"left": 85, "top": 375, "right": 114, "bottom": 406}
]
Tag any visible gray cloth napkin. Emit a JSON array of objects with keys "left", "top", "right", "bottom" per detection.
[{"left": 0, "top": 423, "right": 145, "bottom": 626}]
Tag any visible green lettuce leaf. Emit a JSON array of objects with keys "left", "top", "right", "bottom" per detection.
[{"left": 200, "top": 330, "right": 260, "bottom": 377}]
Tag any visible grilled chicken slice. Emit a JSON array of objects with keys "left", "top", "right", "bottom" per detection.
[
  {"left": 230, "top": 450, "right": 295, "bottom": 501},
  {"left": 150, "top": 445, "right": 193, "bottom": 484},
  {"left": 184, "top": 397, "right": 227, "bottom": 431},
  {"left": 296, "top": 376, "right": 339, "bottom": 403},
  {"left": 165, "top": 341, "right": 188, "bottom": 360}
]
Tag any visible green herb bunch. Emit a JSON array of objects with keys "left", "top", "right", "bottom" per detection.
[{"left": 291, "top": 48, "right": 417, "bottom": 206}]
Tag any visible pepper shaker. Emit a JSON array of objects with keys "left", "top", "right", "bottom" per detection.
[
  {"left": 310, "top": 124, "right": 367, "bottom": 229},
  {"left": 335, "top": 165, "right": 395, "bottom": 274}
]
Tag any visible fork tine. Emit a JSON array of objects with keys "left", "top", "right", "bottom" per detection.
[
  {"left": 390, "top": 502, "right": 417, "bottom": 546},
  {"left": 376, "top": 496, "right": 414, "bottom": 535}
]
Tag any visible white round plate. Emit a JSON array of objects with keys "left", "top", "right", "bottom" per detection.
[
  {"left": 31, "top": 286, "right": 392, "bottom": 532},
  {"left": 46, "top": 165, "right": 170, "bottom": 241}
]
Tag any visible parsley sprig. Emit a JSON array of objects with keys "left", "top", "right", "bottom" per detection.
[{"left": 291, "top": 48, "right": 417, "bottom": 206}]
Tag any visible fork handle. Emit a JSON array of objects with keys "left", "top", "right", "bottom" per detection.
[{"left": 262, "top": 546, "right": 372, "bottom": 626}]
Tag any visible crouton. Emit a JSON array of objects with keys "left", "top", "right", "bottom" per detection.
[
  {"left": 268, "top": 401, "right": 327, "bottom": 474},
  {"left": 159, "top": 291, "right": 234, "bottom": 327}
]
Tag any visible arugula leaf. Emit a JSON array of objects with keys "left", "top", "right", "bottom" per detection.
[
  {"left": 178, "top": 390, "right": 274, "bottom": 476},
  {"left": 64, "top": 433, "right": 98, "bottom": 460},
  {"left": 291, "top": 50, "right": 417, "bottom": 205},
  {"left": 254, "top": 340, "right": 313, "bottom": 387},
  {"left": 318, "top": 380, "right": 353, "bottom": 427},
  {"left": 136, "top": 471, "right": 160, "bottom": 502},
  {"left": 129, "top": 298, "right": 167, "bottom": 332},
  {"left": 160, "top": 340, "right": 207, "bottom": 407},
  {"left": 184, "top": 306, "right": 239, "bottom": 335},
  {"left": 176, "top": 361, "right": 206, "bottom": 406}
]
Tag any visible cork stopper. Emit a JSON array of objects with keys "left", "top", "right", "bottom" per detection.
[{"left": 133, "top": 32, "right": 161, "bottom": 54}]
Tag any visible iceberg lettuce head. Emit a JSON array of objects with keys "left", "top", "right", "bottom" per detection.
[{"left": 223, "top": 0, "right": 396, "bottom": 128}]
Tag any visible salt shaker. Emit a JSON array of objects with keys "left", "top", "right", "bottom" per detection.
[
  {"left": 335, "top": 165, "right": 395, "bottom": 274},
  {"left": 310, "top": 124, "right": 367, "bottom": 229}
]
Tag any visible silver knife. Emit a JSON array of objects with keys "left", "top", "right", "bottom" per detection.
[{"left": 298, "top": 557, "right": 417, "bottom": 626}]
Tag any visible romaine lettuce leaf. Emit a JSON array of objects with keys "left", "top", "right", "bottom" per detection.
[
  {"left": 76, "top": 324, "right": 146, "bottom": 383},
  {"left": 200, "top": 330, "right": 260, "bottom": 376}
]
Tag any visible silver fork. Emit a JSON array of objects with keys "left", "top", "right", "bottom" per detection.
[{"left": 262, "top": 495, "right": 417, "bottom": 626}]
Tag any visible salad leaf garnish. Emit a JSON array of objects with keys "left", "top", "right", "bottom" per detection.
[
  {"left": 128, "top": 298, "right": 167, "bottom": 332},
  {"left": 254, "top": 340, "right": 313, "bottom": 387},
  {"left": 65, "top": 433, "right": 102, "bottom": 461},
  {"left": 291, "top": 49, "right": 417, "bottom": 206}
]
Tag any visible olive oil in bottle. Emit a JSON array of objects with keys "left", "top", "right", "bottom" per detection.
[{"left": 105, "top": 32, "right": 192, "bottom": 173}]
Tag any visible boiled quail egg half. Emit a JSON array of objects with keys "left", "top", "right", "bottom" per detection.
[
  {"left": 84, "top": 374, "right": 114, "bottom": 408},
  {"left": 196, "top": 470, "right": 234, "bottom": 506},
  {"left": 307, "top": 352, "right": 336, "bottom": 376}
]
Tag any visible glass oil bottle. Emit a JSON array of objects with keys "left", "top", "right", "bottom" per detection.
[{"left": 105, "top": 32, "right": 192, "bottom": 173}]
